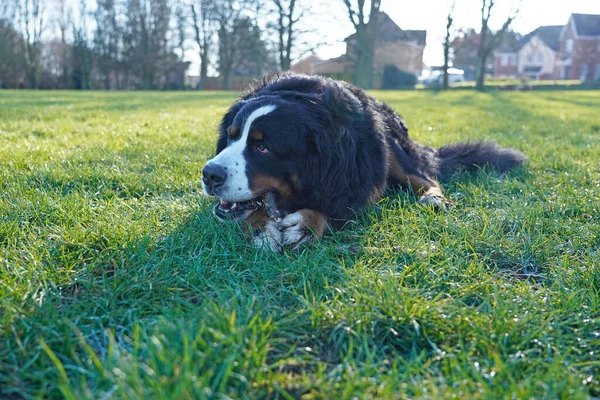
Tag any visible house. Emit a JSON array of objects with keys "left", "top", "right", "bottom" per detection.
[
  {"left": 494, "top": 26, "right": 562, "bottom": 80},
  {"left": 291, "top": 12, "right": 426, "bottom": 80},
  {"left": 289, "top": 55, "right": 322, "bottom": 74},
  {"left": 556, "top": 14, "right": 600, "bottom": 81}
]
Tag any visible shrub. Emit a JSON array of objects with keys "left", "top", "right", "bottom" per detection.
[{"left": 381, "top": 65, "right": 416, "bottom": 89}]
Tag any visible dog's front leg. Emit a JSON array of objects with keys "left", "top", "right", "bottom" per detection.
[
  {"left": 280, "top": 209, "right": 328, "bottom": 250},
  {"left": 244, "top": 210, "right": 283, "bottom": 253}
]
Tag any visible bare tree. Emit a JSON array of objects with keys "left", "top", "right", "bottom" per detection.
[
  {"left": 442, "top": 0, "right": 456, "bottom": 90},
  {"left": 475, "top": 0, "right": 520, "bottom": 91},
  {"left": 270, "top": 0, "right": 305, "bottom": 70},
  {"left": 212, "top": 0, "right": 263, "bottom": 90},
  {"left": 341, "top": 0, "right": 381, "bottom": 89},
  {"left": 1, "top": 2, "right": 27, "bottom": 88},
  {"left": 54, "top": 0, "right": 72, "bottom": 88},
  {"left": 17, "top": 0, "right": 46, "bottom": 88},
  {"left": 71, "top": 0, "right": 91, "bottom": 89},
  {"left": 341, "top": 0, "right": 381, "bottom": 88},
  {"left": 94, "top": 0, "right": 121, "bottom": 89},
  {"left": 190, "top": 0, "right": 212, "bottom": 89}
]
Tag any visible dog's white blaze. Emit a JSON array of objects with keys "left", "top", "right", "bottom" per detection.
[{"left": 205, "top": 104, "right": 276, "bottom": 201}]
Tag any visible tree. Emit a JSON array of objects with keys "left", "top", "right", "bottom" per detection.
[
  {"left": 190, "top": 0, "right": 212, "bottom": 89},
  {"left": 451, "top": 28, "right": 481, "bottom": 68},
  {"left": 122, "top": 0, "right": 182, "bottom": 89},
  {"left": 443, "top": 0, "right": 456, "bottom": 90},
  {"left": 94, "top": 0, "right": 121, "bottom": 89},
  {"left": 53, "top": 0, "right": 72, "bottom": 88},
  {"left": 212, "top": 0, "right": 264, "bottom": 89},
  {"left": 71, "top": 0, "right": 92, "bottom": 89},
  {"left": 475, "top": 0, "right": 520, "bottom": 91},
  {"left": 17, "top": 0, "right": 46, "bottom": 88},
  {"left": 341, "top": 0, "right": 381, "bottom": 89},
  {"left": 270, "top": 0, "right": 311, "bottom": 71},
  {"left": 1, "top": 2, "right": 27, "bottom": 88},
  {"left": 451, "top": 27, "right": 520, "bottom": 81}
]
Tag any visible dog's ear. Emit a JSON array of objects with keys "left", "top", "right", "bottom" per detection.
[
  {"left": 297, "top": 93, "right": 386, "bottom": 221},
  {"left": 298, "top": 114, "right": 362, "bottom": 221}
]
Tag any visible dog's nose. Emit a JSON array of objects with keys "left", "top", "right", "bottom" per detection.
[{"left": 202, "top": 163, "right": 227, "bottom": 189}]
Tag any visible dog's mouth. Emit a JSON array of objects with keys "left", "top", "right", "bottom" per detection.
[
  {"left": 212, "top": 192, "right": 282, "bottom": 222},
  {"left": 213, "top": 198, "right": 263, "bottom": 221}
]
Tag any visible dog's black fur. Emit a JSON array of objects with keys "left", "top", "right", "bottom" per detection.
[{"left": 207, "top": 73, "right": 526, "bottom": 248}]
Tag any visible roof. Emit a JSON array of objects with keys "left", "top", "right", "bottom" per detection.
[
  {"left": 571, "top": 14, "right": 600, "bottom": 36},
  {"left": 290, "top": 54, "right": 322, "bottom": 68},
  {"left": 497, "top": 25, "right": 562, "bottom": 53},
  {"left": 526, "top": 25, "right": 562, "bottom": 51},
  {"left": 345, "top": 12, "right": 426, "bottom": 45},
  {"left": 312, "top": 55, "right": 350, "bottom": 66}
]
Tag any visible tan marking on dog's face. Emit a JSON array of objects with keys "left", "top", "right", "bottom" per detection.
[
  {"left": 229, "top": 124, "right": 240, "bottom": 139},
  {"left": 251, "top": 174, "right": 294, "bottom": 199},
  {"left": 250, "top": 130, "right": 264, "bottom": 141}
]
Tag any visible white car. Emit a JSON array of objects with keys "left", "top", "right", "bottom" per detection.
[{"left": 418, "top": 68, "right": 466, "bottom": 86}]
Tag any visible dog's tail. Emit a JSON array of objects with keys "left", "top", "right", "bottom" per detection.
[{"left": 437, "top": 141, "right": 526, "bottom": 179}]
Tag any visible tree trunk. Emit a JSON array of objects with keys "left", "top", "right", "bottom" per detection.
[
  {"left": 443, "top": 9, "right": 453, "bottom": 90},
  {"left": 443, "top": 42, "right": 450, "bottom": 90},
  {"left": 199, "top": 54, "right": 208, "bottom": 90},
  {"left": 475, "top": 56, "right": 486, "bottom": 91},
  {"left": 476, "top": 21, "right": 488, "bottom": 91},
  {"left": 353, "top": 27, "right": 376, "bottom": 89}
]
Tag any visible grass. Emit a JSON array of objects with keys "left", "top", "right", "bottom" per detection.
[{"left": 0, "top": 89, "right": 599, "bottom": 399}]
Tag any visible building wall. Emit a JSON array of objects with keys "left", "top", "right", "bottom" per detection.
[
  {"left": 559, "top": 21, "right": 600, "bottom": 80},
  {"left": 518, "top": 36, "right": 557, "bottom": 79},
  {"left": 494, "top": 52, "right": 519, "bottom": 77},
  {"left": 570, "top": 38, "right": 600, "bottom": 80},
  {"left": 290, "top": 56, "right": 321, "bottom": 74},
  {"left": 312, "top": 58, "right": 352, "bottom": 74},
  {"left": 374, "top": 42, "right": 424, "bottom": 75}
]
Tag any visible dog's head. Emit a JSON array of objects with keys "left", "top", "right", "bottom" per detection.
[
  {"left": 202, "top": 87, "right": 367, "bottom": 223},
  {"left": 202, "top": 98, "right": 308, "bottom": 221}
]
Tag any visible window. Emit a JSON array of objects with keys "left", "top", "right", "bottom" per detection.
[
  {"left": 566, "top": 39, "right": 573, "bottom": 54},
  {"left": 501, "top": 54, "right": 509, "bottom": 66},
  {"left": 580, "top": 64, "right": 589, "bottom": 81},
  {"left": 595, "top": 65, "right": 600, "bottom": 81},
  {"left": 528, "top": 55, "right": 534, "bottom": 63},
  {"left": 538, "top": 54, "right": 544, "bottom": 63},
  {"left": 512, "top": 55, "right": 518, "bottom": 66}
]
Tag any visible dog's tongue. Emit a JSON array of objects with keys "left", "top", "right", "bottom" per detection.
[{"left": 219, "top": 200, "right": 234, "bottom": 210}]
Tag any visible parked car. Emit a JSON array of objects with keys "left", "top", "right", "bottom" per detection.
[{"left": 418, "top": 68, "right": 466, "bottom": 86}]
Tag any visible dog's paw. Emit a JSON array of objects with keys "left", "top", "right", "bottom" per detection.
[
  {"left": 253, "top": 220, "right": 283, "bottom": 253},
  {"left": 419, "top": 193, "right": 449, "bottom": 212},
  {"left": 280, "top": 212, "right": 313, "bottom": 250}
]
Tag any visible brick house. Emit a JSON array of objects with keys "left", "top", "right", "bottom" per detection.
[
  {"left": 289, "top": 55, "right": 322, "bottom": 75},
  {"left": 494, "top": 26, "right": 562, "bottom": 80},
  {"left": 291, "top": 12, "right": 426, "bottom": 79},
  {"left": 556, "top": 14, "right": 600, "bottom": 81}
]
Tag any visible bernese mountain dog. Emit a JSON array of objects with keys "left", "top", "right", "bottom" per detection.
[{"left": 202, "top": 73, "right": 526, "bottom": 252}]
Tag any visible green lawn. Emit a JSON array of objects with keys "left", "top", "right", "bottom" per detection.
[{"left": 0, "top": 89, "right": 599, "bottom": 399}]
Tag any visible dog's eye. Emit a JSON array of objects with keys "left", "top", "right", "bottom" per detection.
[{"left": 256, "top": 144, "right": 269, "bottom": 154}]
